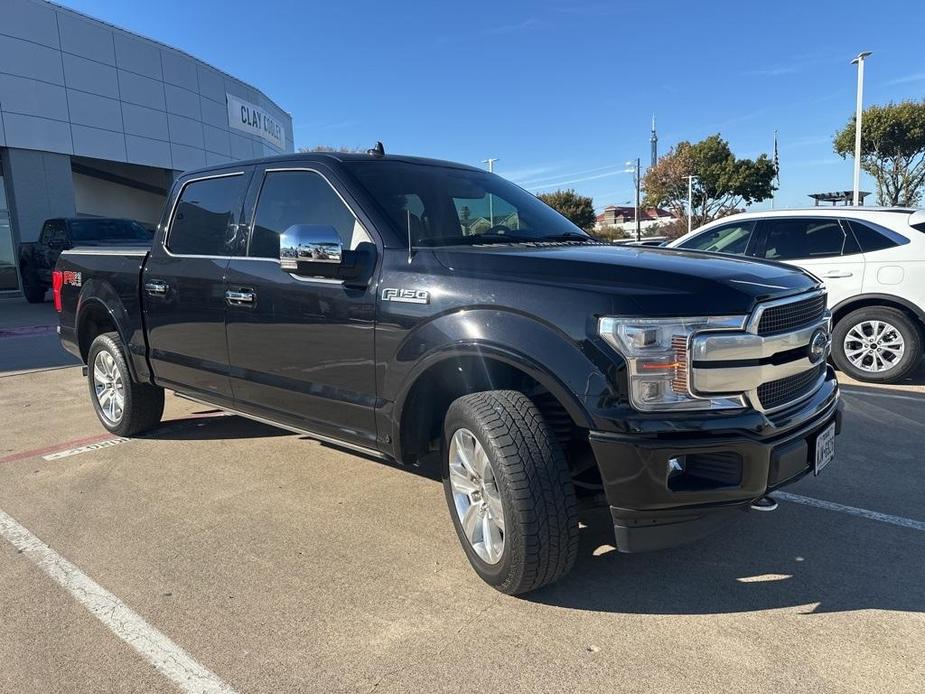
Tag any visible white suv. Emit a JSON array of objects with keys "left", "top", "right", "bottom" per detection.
[{"left": 669, "top": 208, "right": 925, "bottom": 383}]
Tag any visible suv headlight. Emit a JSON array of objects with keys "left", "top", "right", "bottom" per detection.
[{"left": 598, "top": 316, "right": 748, "bottom": 412}]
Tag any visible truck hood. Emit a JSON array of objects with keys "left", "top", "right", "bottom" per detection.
[{"left": 432, "top": 243, "right": 820, "bottom": 316}]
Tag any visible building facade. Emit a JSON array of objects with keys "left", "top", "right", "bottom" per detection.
[{"left": 0, "top": 0, "right": 294, "bottom": 295}]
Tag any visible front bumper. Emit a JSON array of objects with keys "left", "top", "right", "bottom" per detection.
[{"left": 589, "top": 370, "right": 842, "bottom": 553}]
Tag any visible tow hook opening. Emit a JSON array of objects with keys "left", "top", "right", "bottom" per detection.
[{"left": 751, "top": 495, "right": 779, "bottom": 512}]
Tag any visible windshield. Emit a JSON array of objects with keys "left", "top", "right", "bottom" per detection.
[
  {"left": 69, "top": 219, "right": 152, "bottom": 242},
  {"left": 345, "top": 161, "right": 592, "bottom": 246}
]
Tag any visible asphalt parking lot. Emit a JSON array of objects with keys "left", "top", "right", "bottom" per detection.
[{"left": 1, "top": 300, "right": 924, "bottom": 693}]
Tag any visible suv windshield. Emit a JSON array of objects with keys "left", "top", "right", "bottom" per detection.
[
  {"left": 345, "top": 161, "right": 592, "bottom": 246},
  {"left": 69, "top": 219, "right": 152, "bottom": 242}
]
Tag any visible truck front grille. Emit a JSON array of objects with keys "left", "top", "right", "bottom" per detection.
[
  {"left": 757, "top": 294, "right": 826, "bottom": 335},
  {"left": 756, "top": 363, "right": 825, "bottom": 410},
  {"left": 690, "top": 290, "right": 829, "bottom": 413}
]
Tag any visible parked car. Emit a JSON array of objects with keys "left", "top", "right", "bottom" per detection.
[
  {"left": 54, "top": 152, "right": 842, "bottom": 594},
  {"left": 18, "top": 218, "right": 151, "bottom": 303},
  {"left": 669, "top": 209, "right": 925, "bottom": 383}
]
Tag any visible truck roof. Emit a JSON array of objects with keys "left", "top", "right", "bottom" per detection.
[{"left": 183, "top": 151, "right": 485, "bottom": 179}]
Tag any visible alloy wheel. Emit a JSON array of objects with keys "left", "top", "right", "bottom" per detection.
[
  {"left": 93, "top": 350, "right": 125, "bottom": 423},
  {"left": 448, "top": 428, "right": 506, "bottom": 564},
  {"left": 843, "top": 319, "right": 905, "bottom": 373}
]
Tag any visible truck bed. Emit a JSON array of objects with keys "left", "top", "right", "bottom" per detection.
[{"left": 56, "top": 246, "right": 152, "bottom": 383}]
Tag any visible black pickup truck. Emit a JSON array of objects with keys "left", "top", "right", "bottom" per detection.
[
  {"left": 55, "top": 151, "right": 842, "bottom": 594},
  {"left": 19, "top": 217, "right": 151, "bottom": 302}
]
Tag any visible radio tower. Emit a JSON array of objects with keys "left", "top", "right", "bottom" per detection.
[{"left": 650, "top": 114, "right": 658, "bottom": 168}]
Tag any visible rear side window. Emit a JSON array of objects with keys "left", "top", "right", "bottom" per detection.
[
  {"left": 167, "top": 174, "right": 247, "bottom": 256},
  {"left": 249, "top": 170, "right": 361, "bottom": 259},
  {"left": 678, "top": 221, "right": 755, "bottom": 255},
  {"left": 848, "top": 220, "right": 904, "bottom": 253},
  {"left": 761, "top": 218, "right": 844, "bottom": 260}
]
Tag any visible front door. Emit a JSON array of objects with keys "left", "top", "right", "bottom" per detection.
[
  {"left": 225, "top": 166, "right": 378, "bottom": 447},
  {"left": 143, "top": 170, "right": 251, "bottom": 404},
  {"left": 755, "top": 217, "right": 864, "bottom": 307}
]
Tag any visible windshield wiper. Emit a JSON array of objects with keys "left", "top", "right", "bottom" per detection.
[
  {"left": 415, "top": 233, "right": 538, "bottom": 247},
  {"left": 534, "top": 232, "right": 597, "bottom": 243}
]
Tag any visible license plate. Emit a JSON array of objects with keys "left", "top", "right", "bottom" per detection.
[{"left": 814, "top": 421, "right": 836, "bottom": 475}]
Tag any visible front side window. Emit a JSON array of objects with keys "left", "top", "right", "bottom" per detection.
[
  {"left": 167, "top": 175, "right": 247, "bottom": 256},
  {"left": 762, "top": 218, "right": 844, "bottom": 261},
  {"left": 678, "top": 222, "right": 755, "bottom": 256},
  {"left": 249, "top": 171, "right": 364, "bottom": 259},
  {"left": 345, "top": 161, "right": 590, "bottom": 246}
]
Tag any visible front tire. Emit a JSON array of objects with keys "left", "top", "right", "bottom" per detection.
[
  {"left": 832, "top": 307, "right": 922, "bottom": 384},
  {"left": 443, "top": 390, "right": 578, "bottom": 595},
  {"left": 87, "top": 332, "right": 164, "bottom": 436}
]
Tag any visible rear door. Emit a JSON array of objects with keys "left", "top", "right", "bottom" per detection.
[
  {"left": 143, "top": 170, "right": 251, "bottom": 404},
  {"left": 754, "top": 217, "right": 864, "bottom": 307},
  {"left": 224, "top": 165, "right": 378, "bottom": 447}
]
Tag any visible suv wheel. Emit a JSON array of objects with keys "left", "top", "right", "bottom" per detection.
[
  {"left": 443, "top": 390, "right": 578, "bottom": 595},
  {"left": 87, "top": 332, "right": 165, "bottom": 436},
  {"left": 832, "top": 307, "right": 922, "bottom": 384}
]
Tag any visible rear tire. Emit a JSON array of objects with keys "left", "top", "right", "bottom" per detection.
[
  {"left": 443, "top": 390, "right": 579, "bottom": 595},
  {"left": 23, "top": 283, "right": 47, "bottom": 303},
  {"left": 87, "top": 332, "right": 164, "bottom": 436},
  {"left": 832, "top": 307, "right": 922, "bottom": 384}
]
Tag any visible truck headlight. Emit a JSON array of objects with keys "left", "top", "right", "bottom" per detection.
[{"left": 598, "top": 316, "right": 748, "bottom": 412}]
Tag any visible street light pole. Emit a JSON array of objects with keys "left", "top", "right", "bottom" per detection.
[
  {"left": 850, "top": 51, "right": 872, "bottom": 206},
  {"left": 634, "top": 157, "right": 641, "bottom": 242},
  {"left": 686, "top": 175, "right": 699, "bottom": 234},
  {"left": 482, "top": 157, "right": 499, "bottom": 225},
  {"left": 625, "top": 159, "right": 641, "bottom": 241}
]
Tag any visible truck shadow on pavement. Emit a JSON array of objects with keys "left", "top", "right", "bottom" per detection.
[
  {"left": 527, "top": 506, "right": 925, "bottom": 615},
  {"left": 141, "top": 413, "right": 290, "bottom": 441}
]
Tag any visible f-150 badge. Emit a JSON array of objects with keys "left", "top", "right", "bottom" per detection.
[{"left": 382, "top": 288, "right": 429, "bottom": 304}]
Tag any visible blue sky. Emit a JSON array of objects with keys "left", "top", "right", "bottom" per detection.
[{"left": 61, "top": 0, "right": 925, "bottom": 211}]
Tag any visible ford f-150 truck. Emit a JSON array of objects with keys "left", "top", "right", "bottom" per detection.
[{"left": 55, "top": 151, "right": 842, "bottom": 594}]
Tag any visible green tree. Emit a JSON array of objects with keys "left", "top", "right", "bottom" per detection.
[
  {"left": 536, "top": 189, "right": 597, "bottom": 230},
  {"left": 833, "top": 100, "right": 925, "bottom": 206},
  {"left": 643, "top": 134, "right": 777, "bottom": 227}
]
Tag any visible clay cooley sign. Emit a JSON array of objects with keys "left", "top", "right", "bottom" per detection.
[{"left": 227, "top": 93, "right": 285, "bottom": 150}]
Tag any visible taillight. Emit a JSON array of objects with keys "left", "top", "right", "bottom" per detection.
[{"left": 52, "top": 270, "right": 64, "bottom": 312}]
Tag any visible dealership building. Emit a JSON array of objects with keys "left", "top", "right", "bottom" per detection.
[{"left": 0, "top": 0, "right": 294, "bottom": 295}]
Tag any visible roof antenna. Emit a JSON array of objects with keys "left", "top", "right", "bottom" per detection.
[{"left": 367, "top": 141, "right": 385, "bottom": 157}]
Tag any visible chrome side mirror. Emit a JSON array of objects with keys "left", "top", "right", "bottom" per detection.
[{"left": 279, "top": 224, "right": 343, "bottom": 277}]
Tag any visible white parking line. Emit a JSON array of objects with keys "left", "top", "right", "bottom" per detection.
[
  {"left": 840, "top": 388, "right": 925, "bottom": 403},
  {"left": 0, "top": 508, "right": 236, "bottom": 694},
  {"left": 42, "top": 437, "right": 129, "bottom": 461},
  {"left": 776, "top": 492, "right": 925, "bottom": 532}
]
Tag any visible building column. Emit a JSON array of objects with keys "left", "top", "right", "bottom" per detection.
[{"left": 2, "top": 148, "right": 76, "bottom": 245}]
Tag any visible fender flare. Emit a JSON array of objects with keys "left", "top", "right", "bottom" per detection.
[
  {"left": 75, "top": 282, "right": 145, "bottom": 382},
  {"left": 388, "top": 308, "right": 611, "bottom": 454}
]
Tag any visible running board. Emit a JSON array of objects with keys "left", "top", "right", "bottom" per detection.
[{"left": 173, "top": 391, "right": 391, "bottom": 462}]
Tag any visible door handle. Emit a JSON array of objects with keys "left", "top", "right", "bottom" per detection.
[
  {"left": 144, "top": 279, "right": 169, "bottom": 295},
  {"left": 821, "top": 270, "right": 853, "bottom": 278},
  {"left": 225, "top": 289, "right": 256, "bottom": 306}
]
